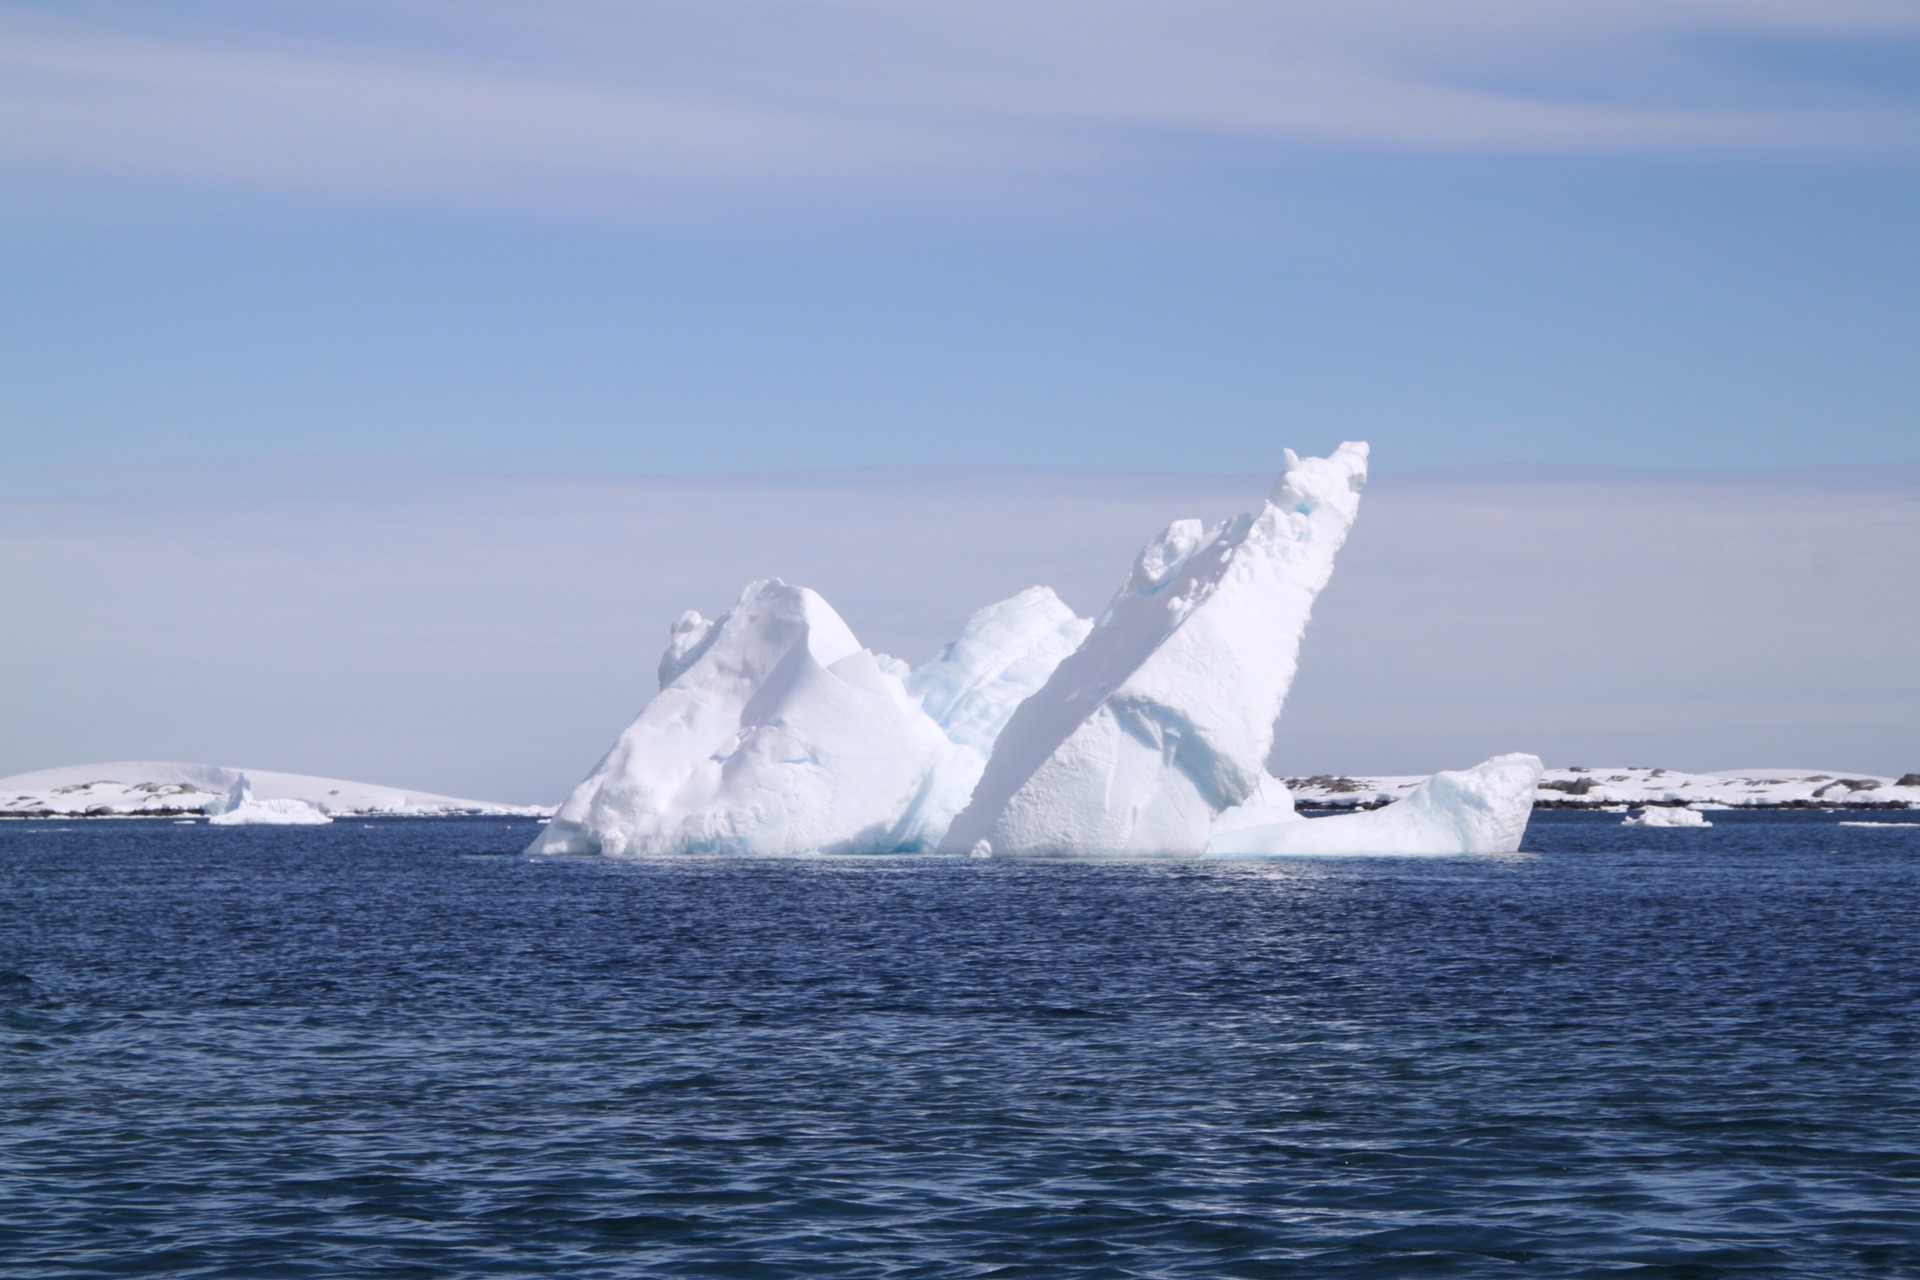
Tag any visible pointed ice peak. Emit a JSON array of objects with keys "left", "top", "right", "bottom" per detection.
[
  {"left": 654, "top": 579, "right": 865, "bottom": 694},
  {"left": 1270, "top": 440, "right": 1369, "bottom": 509}
]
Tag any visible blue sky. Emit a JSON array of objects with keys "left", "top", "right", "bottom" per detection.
[
  {"left": 3, "top": 2, "right": 1918, "bottom": 795},
  {"left": 4, "top": 0, "right": 1918, "bottom": 476}
]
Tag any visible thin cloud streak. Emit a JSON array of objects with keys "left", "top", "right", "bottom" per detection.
[{"left": 2, "top": 2, "right": 1916, "bottom": 212}]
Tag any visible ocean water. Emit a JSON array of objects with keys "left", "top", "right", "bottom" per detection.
[{"left": 2, "top": 812, "right": 1917, "bottom": 1278}]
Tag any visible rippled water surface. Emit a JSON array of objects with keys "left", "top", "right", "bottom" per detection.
[{"left": 4, "top": 812, "right": 1918, "bottom": 1278}]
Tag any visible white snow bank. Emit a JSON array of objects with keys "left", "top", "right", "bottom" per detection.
[
  {"left": 1623, "top": 806, "right": 1712, "bottom": 828},
  {"left": 530, "top": 580, "right": 974, "bottom": 857},
  {"left": 0, "top": 761, "right": 542, "bottom": 818},
  {"left": 1206, "top": 754, "right": 1542, "bottom": 857},
  {"left": 942, "top": 443, "right": 1370, "bottom": 858}
]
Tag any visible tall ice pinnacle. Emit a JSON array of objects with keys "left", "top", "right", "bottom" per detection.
[{"left": 940, "top": 442, "right": 1370, "bottom": 857}]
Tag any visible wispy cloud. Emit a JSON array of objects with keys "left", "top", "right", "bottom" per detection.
[{"left": 2, "top": 1, "right": 1916, "bottom": 212}]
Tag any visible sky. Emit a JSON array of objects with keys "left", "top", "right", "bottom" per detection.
[{"left": 3, "top": 1, "right": 1918, "bottom": 797}]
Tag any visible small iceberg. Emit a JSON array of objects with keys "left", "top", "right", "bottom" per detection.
[
  {"left": 1623, "top": 806, "right": 1711, "bottom": 828},
  {"left": 205, "top": 776, "right": 333, "bottom": 826},
  {"left": 1205, "top": 754, "right": 1543, "bottom": 857}
]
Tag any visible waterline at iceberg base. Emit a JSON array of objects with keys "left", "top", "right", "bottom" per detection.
[{"left": 531, "top": 443, "right": 1541, "bottom": 859}]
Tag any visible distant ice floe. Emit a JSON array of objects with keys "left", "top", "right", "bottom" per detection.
[
  {"left": 1623, "top": 806, "right": 1712, "bottom": 829},
  {"left": 534, "top": 443, "right": 1543, "bottom": 860}
]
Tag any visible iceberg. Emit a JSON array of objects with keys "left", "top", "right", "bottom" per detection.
[
  {"left": 1205, "top": 754, "right": 1543, "bottom": 856},
  {"left": 940, "top": 443, "right": 1370, "bottom": 858},
  {"left": 205, "top": 776, "right": 333, "bottom": 826},
  {"left": 1623, "top": 806, "right": 1712, "bottom": 828},
  {"left": 532, "top": 441, "right": 1544, "bottom": 860}
]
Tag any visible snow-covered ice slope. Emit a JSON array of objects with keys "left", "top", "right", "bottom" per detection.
[
  {"left": 1284, "top": 766, "right": 1920, "bottom": 810},
  {"left": 942, "top": 443, "right": 1370, "bottom": 858},
  {"left": 1207, "top": 754, "right": 1543, "bottom": 857},
  {"left": 907, "top": 587, "right": 1092, "bottom": 757},
  {"left": 530, "top": 580, "right": 976, "bottom": 857},
  {"left": 0, "top": 762, "right": 541, "bottom": 818}
]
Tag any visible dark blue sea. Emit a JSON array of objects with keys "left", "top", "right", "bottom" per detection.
[{"left": 3, "top": 811, "right": 1918, "bottom": 1278}]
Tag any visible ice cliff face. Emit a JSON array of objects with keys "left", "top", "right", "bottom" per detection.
[{"left": 939, "top": 442, "right": 1370, "bottom": 857}]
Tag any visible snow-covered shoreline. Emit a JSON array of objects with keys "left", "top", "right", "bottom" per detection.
[
  {"left": 5, "top": 761, "right": 1910, "bottom": 822},
  {"left": 0, "top": 762, "right": 551, "bottom": 820},
  {"left": 1286, "top": 766, "right": 1920, "bottom": 812}
]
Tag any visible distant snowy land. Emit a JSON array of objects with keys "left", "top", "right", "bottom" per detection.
[
  {"left": 1, "top": 761, "right": 1910, "bottom": 823},
  {"left": 0, "top": 762, "right": 549, "bottom": 820},
  {"left": 1286, "top": 767, "right": 1920, "bottom": 811}
]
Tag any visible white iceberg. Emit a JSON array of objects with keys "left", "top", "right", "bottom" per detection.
[
  {"left": 205, "top": 776, "right": 333, "bottom": 826},
  {"left": 1205, "top": 754, "right": 1543, "bottom": 856},
  {"left": 1623, "top": 806, "right": 1712, "bottom": 828},
  {"left": 941, "top": 443, "right": 1371, "bottom": 858},
  {"left": 532, "top": 441, "right": 1545, "bottom": 861}
]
